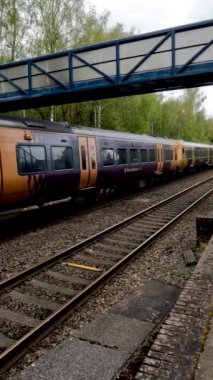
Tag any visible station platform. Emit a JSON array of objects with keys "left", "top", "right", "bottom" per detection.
[
  {"left": 16, "top": 221, "right": 213, "bottom": 380},
  {"left": 136, "top": 233, "right": 213, "bottom": 379},
  {"left": 194, "top": 316, "right": 213, "bottom": 380}
]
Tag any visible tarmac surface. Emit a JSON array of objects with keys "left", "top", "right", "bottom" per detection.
[{"left": 15, "top": 235, "right": 213, "bottom": 380}]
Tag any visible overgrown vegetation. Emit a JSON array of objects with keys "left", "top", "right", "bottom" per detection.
[{"left": 0, "top": 0, "right": 212, "bottom": 142}]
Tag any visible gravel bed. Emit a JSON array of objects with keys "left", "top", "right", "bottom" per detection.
[
  {"left": 16, "top": 282, "right": 70, "bottom": 304},
  {"left": 0, "top": 320, "right": 30, "bottom": 341},
  {"left": 0, "top": 293, "right": 51, "bottom": 321},
  {"left": 3, "top": 191, "right": 212, "bottom": 379},
  {"left": 36, "top": 272, "right": 85, "bottom": 291},
  {"left": 0, "top": 170, "right": 212, "bottom": 379}
]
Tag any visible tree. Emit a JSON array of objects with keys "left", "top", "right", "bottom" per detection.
[
  {"left": 0, "top": 0, "right": 33, "bottom": 62},
  {"left": 30, "top": 0, "right": 84, "bottom": 55},
  {"left": 2, "top": 1, "right": 212, "bottom": 143},
  {"left": 72, "top": 7, "right": 131, "bottom": 48},
  {"left": 26, "top": 0, "right": 133, "bottom": 121}
]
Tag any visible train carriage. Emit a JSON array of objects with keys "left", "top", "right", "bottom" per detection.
[
  {"left": 71, "top": 126, "right": 178, "bottom": 191},
  {"left": 0, "top": 115, "right": 212, "bottom": 214},
  {"left": 176, "top": 140, "right": 213, "bottom": 172}
]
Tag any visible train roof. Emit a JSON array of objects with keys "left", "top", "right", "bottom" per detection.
[
  {"left": 0, "top": 115, "right": 72, "bottom": 133},
  {"left": 70, "top": 127, "right": 212, "bottom": 148},
  {"left": 71, "top": 125, "right": 174, "bottom": 144},
  {"left": 180, "top": 140, "right": 213, "bottom": 148},
  {"left": 0, "top": 115, "right": 174, "bottom": 144},
  {"left": 0, "top": 115, "right": 212, "bottom": 148}
]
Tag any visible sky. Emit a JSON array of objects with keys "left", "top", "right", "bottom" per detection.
[{"left": 89, "top": 0, "right": 213, "bottom": 118}]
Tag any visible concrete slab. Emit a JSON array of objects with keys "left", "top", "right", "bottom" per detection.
[
  {"left": 111, "top": 280, "right": 181, "bottom": 323},
  {"left": 16, "top": 280, "right": 180, "bottom": 380},
  {"left": 19, "top": 338, "right": 129, "bottom": 380},
  {"left": 75, "top": 313, "right": 154, "bottom": 353}
]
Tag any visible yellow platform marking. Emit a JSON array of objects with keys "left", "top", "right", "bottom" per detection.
[{"left": 67, "top": 262, "right": 102, "bottom": 272}]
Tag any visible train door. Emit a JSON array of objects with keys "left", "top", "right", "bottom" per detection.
[
  {"left": 87, "top": 137, "right": 97, "bottom": 187},
  {"left": 78, "top": 136, "right": 97, "bottom": 189},
  {"left": 192, "top": 147, "right": 195, "bottom": 167},
  {"left": 156, "top": 143, "right": 164, "bottom": 174},
  {"left": 171, "top": 145, "right": 177, "bottom": 171}
]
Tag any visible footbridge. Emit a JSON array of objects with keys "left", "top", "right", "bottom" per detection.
[{"left": 0, "top": 19, "right": 212, "bottom": 112}]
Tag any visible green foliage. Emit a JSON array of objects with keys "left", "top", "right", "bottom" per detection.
[
  {"left": 0, "top": 0, "right": 33, "bottom": 62},
  {"left": 0, "top": 1, "right": 212, "bottom": 143},
  {"left": 151, "top": 89, "right": 213, "bottom": 143}
]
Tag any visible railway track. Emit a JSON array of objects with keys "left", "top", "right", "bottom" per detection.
[{"left": 0, "top": 176, "right": 212, "bottom": 371}]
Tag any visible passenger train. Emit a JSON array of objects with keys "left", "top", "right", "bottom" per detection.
[{"left": 0, "top": 115, "right": 212, "bottom": 214}]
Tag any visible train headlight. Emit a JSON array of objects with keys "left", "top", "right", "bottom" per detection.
[{"left": 24, "top": 131, "right": 32, "bottom": 140}]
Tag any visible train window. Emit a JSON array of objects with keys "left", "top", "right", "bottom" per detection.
[
  {"left": 18, "top": 145, "right": 46, "bottom": 174},
  {"left": 89, "top": 145, "right": 96, "bottom": 170},
  {"left": 140, "top": 149, "right": 148, "bottom": 162},
  {"left": 130, "top": 149, "right": 139, "bottom": 163},
  {"left": 149, "top": 149, "right": 156, "bottom": 162},
  {"left": 117, "top": 149, "right": 127, "bottom": 165},
  {"left": 164, "top": 150, "right": 173, "bottom": 160},
  {"left": 186, "top": 149, "right": 192, "bottom": 159},
  {"left": 51, "top": 146, "right": 73, "bottom": 170},
  {"left": 204, "top": 149, "right": 208, "bottom": 158},
  {"left": 102, "top": 148, "right": 115, "bottom": 166},
  {"left": 200, "top": 149, "right": 207, "bottom": 159},
  {"left": 195, "top": 149, "right": 202, "bottom": 158},
  {"left": 81, "top": 146, "right": 87, "bottom": 170},
  {"left": 197, "top": 148, "right": 206, "bottom": 159}
]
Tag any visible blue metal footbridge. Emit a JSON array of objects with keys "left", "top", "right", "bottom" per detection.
[{"left": 0, "top": 19, "right": 212, "bottom": 112}]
